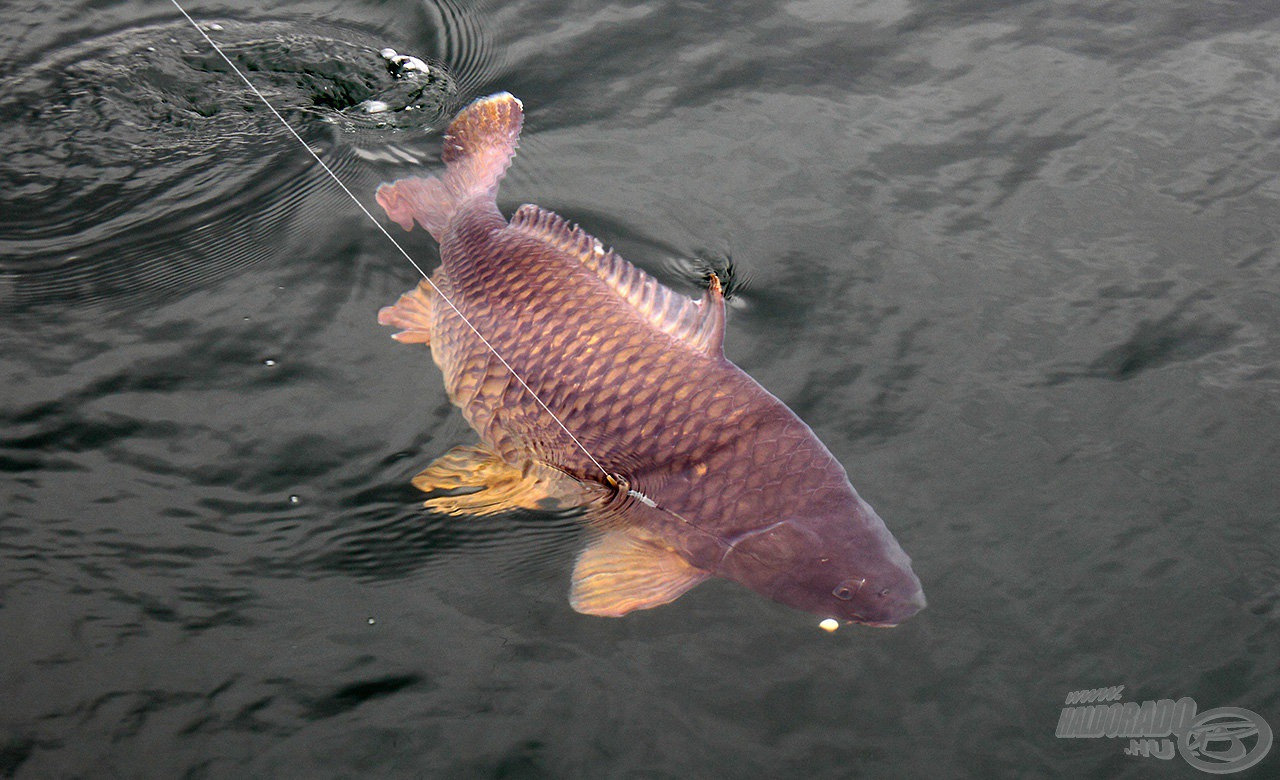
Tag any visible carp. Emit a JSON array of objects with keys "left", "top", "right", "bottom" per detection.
[{"left": 376, "top": 93, "right": 924, "bottom": 626}]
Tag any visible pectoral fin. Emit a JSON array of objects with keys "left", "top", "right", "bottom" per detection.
[
  {"left": 412, "top": 443, "right": 596, "bottom": 516},
  {"left": 570, "top": 531, "right": 710, "bottom": 617},
  {"left": 378, "top": 280, "right": 436, "bottom": 345}
]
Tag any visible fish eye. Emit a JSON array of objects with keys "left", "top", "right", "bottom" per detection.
[{"left": 832, "top": 578, "right": 866, "bottom": 601}]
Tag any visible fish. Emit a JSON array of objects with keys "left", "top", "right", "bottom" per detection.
[{"left": 374, "top": 93, "right": 925, "bottom": 626}]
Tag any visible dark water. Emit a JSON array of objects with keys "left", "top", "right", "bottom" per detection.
[{"left": 3, "top": 0, "right": 1278, "bottom": 777}]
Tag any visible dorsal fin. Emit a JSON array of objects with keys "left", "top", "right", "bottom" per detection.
[{"left": 509, "top": 204, "right": 726, "bottom": 358}]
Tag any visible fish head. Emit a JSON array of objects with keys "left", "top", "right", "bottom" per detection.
[{"left": 719, "top": 488, "right": 925, "bottom": 627}]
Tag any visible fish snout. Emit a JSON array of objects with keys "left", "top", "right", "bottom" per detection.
[
  {"left": 841, "top": 497, "right": 925, "bottom": 627},
  {"left": 835, "top": 566, "right": 926, "bottom": 628},
  {"left": 860, "top": 572, "right": 926, "bottom": 627}
]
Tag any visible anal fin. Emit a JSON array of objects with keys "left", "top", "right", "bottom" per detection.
[
  {"left": 412, "top": 443, "right": 597, "bottom": 516},
  {"left": 378, "top": 280, "right": 436, "bottom": 344},
  {"left": 570, "top": 531, "right": 710, "bottom": 617}
]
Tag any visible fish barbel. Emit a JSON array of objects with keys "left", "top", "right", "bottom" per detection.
[{"left": 376, "top": 93, "right": 925, "bottom": 625}]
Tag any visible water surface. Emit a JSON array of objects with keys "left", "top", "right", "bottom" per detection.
[{"left": 2, "top": 0, "right": 1278, "bottom": 777}]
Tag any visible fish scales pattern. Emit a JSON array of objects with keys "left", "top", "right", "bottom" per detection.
[
  {"left": 377, "top": 93, "right": 925, "bottom": 622},
  {"left": 424, "top": 204, "right": 825, "bottom": 551}
]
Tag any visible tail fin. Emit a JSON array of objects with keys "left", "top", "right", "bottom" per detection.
[{"left": 376, "top": 93, "right": 524, "bottom": 239}]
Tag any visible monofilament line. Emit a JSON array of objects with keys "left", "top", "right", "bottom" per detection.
[{"left": 168, "top": 0, "right": 614, "bottom": 483}]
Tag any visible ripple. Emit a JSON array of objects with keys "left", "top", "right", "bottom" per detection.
[
  {"left": 308, "top": 498, "right": 585, "bottom": 583},
  {"left": 1039, "top": 293, "right": 1243, "bottom": 385},
  {"left": 0, "top": 18, "right": 456, "bottom": 312},
  {"left": 427, "top": 0, "right": 502, "bottom": 93},
  {"left": 304, "top": 674, "right": 426, "bottom": 720}
]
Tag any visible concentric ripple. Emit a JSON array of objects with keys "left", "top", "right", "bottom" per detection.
[{"left": 0, "top": 18, "right": 457, "bottom": 312}]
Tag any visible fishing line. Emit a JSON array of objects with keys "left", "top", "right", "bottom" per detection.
[
  {"left": 167, "top": 0, "right": 615, "bottom": 484},
  {"left": 170, "top": 3, "right": 751, "bottom": 562}
]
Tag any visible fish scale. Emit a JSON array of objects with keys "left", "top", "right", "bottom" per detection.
[
  {"left": 375, "top": 93, "right": 925, "bottom": 623},
  {"left": 439, "top": 218, "right": 731, "bottom": 477}
]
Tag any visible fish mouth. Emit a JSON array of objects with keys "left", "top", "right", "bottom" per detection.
[{"left": 846, "top": 584, "right": 926, "bottom": 628}]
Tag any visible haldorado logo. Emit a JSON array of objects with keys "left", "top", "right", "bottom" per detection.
[{"left": 1056, "top": 687, "right": 1272, "bottom": 774}]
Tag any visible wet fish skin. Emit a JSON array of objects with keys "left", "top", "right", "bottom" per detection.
[{"left": 376, "top": 93, "right": 925, "bottom": 625}]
